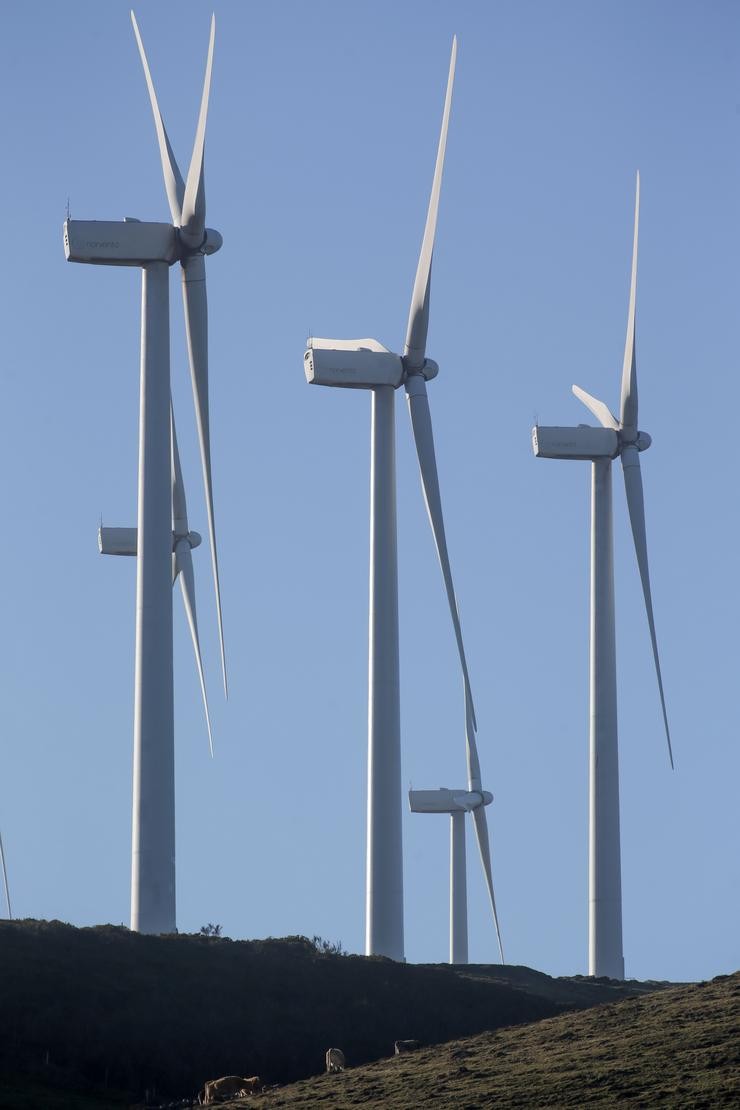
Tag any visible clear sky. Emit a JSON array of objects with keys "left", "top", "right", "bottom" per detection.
[{"left": 0, "top": 0, "right": 738, "bottom": 982}]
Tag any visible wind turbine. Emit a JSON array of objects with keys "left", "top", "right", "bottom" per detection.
[
  {"left": 409, "top": 727, "right": 504, "bottom": 964},
  {"left": 0, "top": 830, "right": 11, "bottom": 920},
  {"left": 532, "top": 173, "right": 672, "bottom": 979},
  {"left": 99, "top": 408, "right": 214, "bottom": 758},
  {"left": 306, "top": 38, "right": 500, "bottom": 962},
  {"left": 64, "top": 12, "right": 226, "bottom": 934}
]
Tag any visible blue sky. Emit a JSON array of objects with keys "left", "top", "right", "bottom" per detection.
[{"left": 0, "top": 0, "right": 738, "bottom": 982}]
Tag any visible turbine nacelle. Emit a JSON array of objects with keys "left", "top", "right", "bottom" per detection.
[
  {"left": 532, "top": 424, "right": 618, "bottom": 461},
  {"left": 64, "top": 219, "right": 222, "bottom": 267},
  {"left": 409, "top": 787, "right": 493, "bottom": 814},
  {"left": 304, "top": 338, "right": 438, "bottom": 390},
  {"left": 531, "top": 423, "right": 652, "bottom": 461},
  {"left": 98, "top": 525, "right": 202, "bottom": 556},
  {"left": 64, "top": 219, "right": 178, "bottom": 267},
  {"left": 304, "top": 339, "right": 402, "bottom": 389}
]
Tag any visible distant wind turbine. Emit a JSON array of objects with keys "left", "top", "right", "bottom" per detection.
[
  {"left": 99, "top": 407, "right": 214, "bottom": 757},
  {"left": 64, "top": 12, "right": 225, "bottom": 934},
  {"left": 0, "top": 830, "right": 11, "bottom": 919},
  {"left": 409, "top": 696, "right": 504, "bottom": 964},
  {"left": 532, "top": 174, "right": 672, "bottom": 979}
]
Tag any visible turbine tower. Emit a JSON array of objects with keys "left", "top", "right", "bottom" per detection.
[
  {"left": 0, "top": 830, "right": 11, "bottom": 920},
  {"left": 306, "top": 38, "right": 498, "bottom": 962},
  {"left": 532, "top": 174, "right": 672, "bottom": 979},
  {"left": 409, "top": 730, "right": 504, "bottom": 964},
  {"left": 64, "top": 12, "right": 226, "bottom": 934}
]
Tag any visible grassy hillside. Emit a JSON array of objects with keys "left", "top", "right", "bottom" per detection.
[
  {"left": 0, "top": 919, "right": 673, "bottom": 1106},
  {"left": 242, "top": 972, "right": 740, "bottom": 1108}
]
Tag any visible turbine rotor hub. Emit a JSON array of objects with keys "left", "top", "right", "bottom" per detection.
[
  {"left": 460, "top": 789, "right": 493, "bottom": 810},
  {"left": 402, "top": 356, "right": 439, "bottom": 384},
  {"left": 172, "top": 529, "right": 202, "bottom": 550},
  {"left": 200, "top": 227, "right": 223, "bottom": 256},
  {"left": 177, "top": 226, "right": 223, "bottom": 258},
  {"left": 618, "top": 429, "right": 651, "bottom": 453}
]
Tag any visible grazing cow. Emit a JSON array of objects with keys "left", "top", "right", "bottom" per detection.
[
  {"left": 394, "top": 1039, "right": 421, "bottom": 1055},
  {"left": 199, "top": 1074, "right": 262, "bottom": 1103},
  {"left": 325, "top": 1047, "right": 346, "bottom": 1073},
  {"left": 238, "top": 1076, "right": 263, "bottom": 1096}
]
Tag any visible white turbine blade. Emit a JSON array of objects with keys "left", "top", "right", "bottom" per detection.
[
  {"left": 406, "top": 378, "right": 475, "bottom": 730},
  {"left": 181, "top": 13, "right": 215, "bottom": 246},
  {"left": 621, "top": 448, "right": 674, "bottom": 768},
  {"left": 572, "top": 385, "right": 619, "bottom": 431},
  {"left": 403, "top": 36, "right": 456, "bottom": 371},
  {"left": 181, "top": 254, "right": 227, "bottom": 696},
  {"left": 175, "top": 539, "right": 214, "bottom": 758},
  {"left": 130, "top": 11, "right": 185, "bottom": 225},
  {"left": 471, "top": 806, "right": 504, "bottom": 963},
  {"left": 171, "top": 404, "right": 188, "bottom": 533},
  {"left": 464, "top": 688, "right": 481, "bottom": 793},
  {"left": 620, "top": 172, "right": 640, "bottom": 437},
  {"left": 0, "top": 830, "right": 11, "bottom": 919}
]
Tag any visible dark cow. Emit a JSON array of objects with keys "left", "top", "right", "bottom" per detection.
[
  {"left": 394, "top": 1039, "right": 421, "bottom": 1055},
  {"left": 325, "top": 1047, "right": 346, "bottom": 1073}
]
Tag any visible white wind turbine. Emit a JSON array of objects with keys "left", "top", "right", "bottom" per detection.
[
  {"left": 99, "top": 409, "right": 213, "bottom": 757},
  {"left": 532, "top": 174, "right": 672, "bottom": 979},
  {"left": 305, "top": 38, "right": 502, "bottom": 962},
  {"left": 64, "top": 12, "right": 226, "bottom": 935},
  {"left": 409, "top": 731, "right": 504, "bottom": 964}
]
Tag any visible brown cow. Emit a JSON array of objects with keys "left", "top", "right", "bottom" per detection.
[
  {"left": 199, "top": 1074, "right": 262, "bottom": 1103},
  {"left": 238, "top": 1076, "right": 263, "bottom": 1096},
  {"left": 325, "top": 1047, "right": 346, "bottom": 1073}
]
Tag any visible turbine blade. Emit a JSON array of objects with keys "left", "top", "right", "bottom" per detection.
[
  {"left": 465, "top": 688, "right": 481, "bottom": 793},
  {"left": 403, "top": 36, "right": 456, "bottom": 371},
  {"left": 406, "top": 376, "right": 475, "bottom": 730},
  {"left": 170, "top": 403, "right": 188, "bottom": 533},
  {"left": 471, "top": 805, "right": 504, "bottom": 962},
  {"left": 181, "top": 13, "right": 215, "bottom": 245},
  {"left": 620, "top": 172, "right": 640, "bottom": 437},
  {"left": 130, "top": 11, "right": 185, "bottom": 225},
  {"left": 182, "top": 253, "right": 227, "bottom": 696},
  {"left": 175, "top": 539, "right": 214, "bottom": 758},
  {"left": 621, "top": 447, "right": 673, "bottom": 768},
  {"left": 572, "top": 385, "right": 619, "bottom": 430},
  {"left": 0, "top": 829, "right": 12, "bottom": 919}
]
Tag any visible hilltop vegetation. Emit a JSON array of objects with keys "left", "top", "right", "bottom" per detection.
[{"left": 0, "top": 919, "right": 677, "bottom": 1106}]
